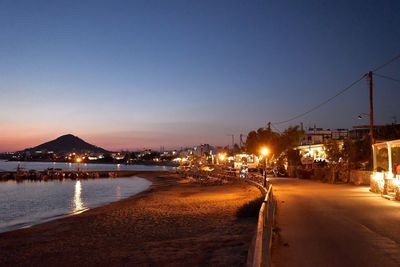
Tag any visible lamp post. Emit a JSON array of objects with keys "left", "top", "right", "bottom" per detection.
[
  {"left": 218, "top": 153, "right": 226, "bottom": 165},
  {"left": 260, "top": 147, "right": 269, "bottom": 187},
  {"left": 358, "top": 111, "right": 374, "bottom": 166},
  {"left": 357, "top": 112, "right": 369, "bottom": 120},
  {"left": 76, "top": 157, "right": 82, "bottom": 172}
]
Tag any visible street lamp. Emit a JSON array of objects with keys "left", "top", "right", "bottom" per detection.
[
  {"left": 358, "top": 112, "right": 369, "bottom": 120},
  {"left": 358, "top": 111, "right": 374, "bottom": 167},
  {"left": 218, "top": 153, "right": 226, "bottom": 165},
  {"left": 358, "top": 111, "right": 374, "bottom": 140},
  {"left": 76, "top": 157, "right": 82, "bottom": 172},
  {"left": 261, "top": 148, "right": 269, "bottom": 157},
  {"left": 260, "top": 147, "right": 269, "bottom": 187}
]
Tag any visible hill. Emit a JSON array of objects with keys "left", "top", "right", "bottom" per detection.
[{"left": 26, "top": 134, "right": 109, "bottom": 154}]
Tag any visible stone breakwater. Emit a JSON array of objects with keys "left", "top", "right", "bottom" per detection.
[{"left": 0, "top": 170, "right": 148, "bottom": 182}]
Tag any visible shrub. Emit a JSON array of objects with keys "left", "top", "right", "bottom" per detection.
[
  {"left": 296, "top": 168, "right": 312, "bottom": 179},
  {"left": 236, "top": 196, "right": 265, "bottom": 218},
  {"left": 313, "top": 167, "right": 330, "bottom": 181}
]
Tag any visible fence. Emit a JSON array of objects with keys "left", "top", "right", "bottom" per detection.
[
  {"left": 180, "top": 167, "right": 275, "bottom": 266},
  {"left": 349, "top": 170, "right": 372, "bottom": 185},
  {"left": 244, "top": 176, "right": 275, "bottom": 267}
]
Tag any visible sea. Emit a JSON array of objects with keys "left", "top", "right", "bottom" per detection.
[
  {"left": 0, "top": 160, "right": 175, "bottom": 172},
  {"left": 0, "top": 176, "right": 152, "bottom": 233}
]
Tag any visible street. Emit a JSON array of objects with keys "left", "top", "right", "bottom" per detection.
[{"left": 271, "top": 178, "right": 400, "bottom": 267}]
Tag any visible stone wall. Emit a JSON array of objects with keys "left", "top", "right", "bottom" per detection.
[
  {"left": 287, "top": 166, "right": 297, "bottom": 178},
  {"left": 349, "top": 170, "right": 372, "bottom": 185}
]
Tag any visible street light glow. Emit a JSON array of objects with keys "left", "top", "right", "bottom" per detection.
[
  {"left": 260, "top": 147, "right": 269, "bottom": 156},
  {"left": 76, "top": 157, "right": 82, "bottom": 163}
]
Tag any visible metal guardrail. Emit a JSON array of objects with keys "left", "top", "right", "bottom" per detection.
[
  {"left": 244, "top": 177, "right": 275, "bottom": 267},
  {"left": 180, "top": 168, "right": 275, "bottom": 266}
]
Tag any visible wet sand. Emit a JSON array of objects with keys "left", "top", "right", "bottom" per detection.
[{"left": 0, "top": 172, "right": 261, "bottom": 267}]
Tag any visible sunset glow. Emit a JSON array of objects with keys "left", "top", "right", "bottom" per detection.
[{"left": 0, "top": 1, "right": 399, "bottom": 152}]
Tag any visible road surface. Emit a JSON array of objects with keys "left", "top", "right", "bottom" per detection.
[{"left": 271, "top": 178, "right": 400, "bottom": 267}]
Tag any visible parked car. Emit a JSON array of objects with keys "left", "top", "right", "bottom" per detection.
[{"left": 272, "top": 165, "right": 288, "bottom": 177}]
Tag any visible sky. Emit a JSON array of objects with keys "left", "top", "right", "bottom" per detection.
[{"left": 0, "top": 0, "right": 400, "bottom": 152}]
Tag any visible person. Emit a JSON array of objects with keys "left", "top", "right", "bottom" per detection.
[
  {"left": 263, "top": 168, "right": 267, "bottom": 187},
  {"left": 239, "top": 165, "right": 248, "bottom": 179},
  {"left": 396, "top": 163, "right": 400, "bottom": 175}
]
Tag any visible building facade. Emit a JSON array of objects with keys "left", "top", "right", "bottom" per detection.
[{"left": 301, "top": 127, "right": 349, "bottom": 145}]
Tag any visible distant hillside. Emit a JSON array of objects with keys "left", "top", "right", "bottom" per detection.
[{"left": 26, "top": 134, "right": 109, "bottom": 154}]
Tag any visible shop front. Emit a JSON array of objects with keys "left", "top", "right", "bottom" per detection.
[{"left": 371, "top": 140, "right": 400, "bottom": 199}]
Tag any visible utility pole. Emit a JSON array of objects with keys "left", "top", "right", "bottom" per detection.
[
  {"left": 368, "top": 71, "right": 375, "bottom": 170},
  {"left": 368, "top": 71, "right": 374, "bottom": 146},
  {"left": 227, "top": 134, "right": 234, "bottom": 151},
  {"left": 239, "top": 134, "right": 244, "bottom": 148}
]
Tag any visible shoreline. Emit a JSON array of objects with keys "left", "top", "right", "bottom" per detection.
[
  {"left": 0, "top": 173, "right": 154, "bottom": 234},
  {"left": 0, "top": 172, "right": 261, "bottom": 266},
  {"left": 0, "top": 171, "right": 167, "bottom": 237}
]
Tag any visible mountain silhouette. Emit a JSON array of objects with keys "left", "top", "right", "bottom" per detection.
[{"left": 26, "top": 134, "right": 109, "bottom": 153}]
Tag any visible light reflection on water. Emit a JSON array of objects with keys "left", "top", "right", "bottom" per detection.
[
  {"left": 116, "top": 185, "right": 122, "bottom": 199},
  {"left": 0, "top": 177, "right": 151, "bottom": 233},
  {"left": 73, "top": 181, "right": 86, "bottom": 213}
]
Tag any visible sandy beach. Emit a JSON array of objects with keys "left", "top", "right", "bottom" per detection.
[{"left": 0, "top": 172, "right": 261, "bottom": 267}]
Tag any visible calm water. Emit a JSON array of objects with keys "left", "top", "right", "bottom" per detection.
[
  {"left": 0, "top": 160, "right": 175, "bottom": 172},
  {"left": 0, "top": 177, "right": 152, "bottom": 233}
]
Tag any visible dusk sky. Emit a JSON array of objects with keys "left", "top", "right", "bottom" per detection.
[{"left": 1, "top": 0, "right": 399, "bottom": 152}]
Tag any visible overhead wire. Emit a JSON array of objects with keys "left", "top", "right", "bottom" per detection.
[
  {"left": 272, "top": 74, "right": 366, "bottom": 125},
  {"left": 372, "top": 53, "right": 400, "bottom": 72},
  {"left": 270, "top": 123, "right": 282, "bottom": 134},
  {"left": 374, "top": 73, "right": 400, "bottom": 84},
  {"left": 270, "top": 53, "right": 400, "bottom": 126}
]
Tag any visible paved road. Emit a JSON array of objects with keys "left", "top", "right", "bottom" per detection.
[{"left": 271, "top": 178, "right": 400, "bottom": 267}]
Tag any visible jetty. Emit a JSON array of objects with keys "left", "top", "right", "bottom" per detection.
[{"left": 0, "top": 168, "right": 139, "bottom": 182}]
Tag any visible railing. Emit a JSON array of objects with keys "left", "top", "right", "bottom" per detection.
[
  {"left": 180, "top": 168, "right": 275, "bottom": 266},
  {"left": 243, "top": 176, "right": 275, "bottom": 267}
]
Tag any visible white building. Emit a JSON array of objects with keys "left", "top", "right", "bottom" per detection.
[{"left": 301, "top": 126, "right": 348, "bottom": 145}]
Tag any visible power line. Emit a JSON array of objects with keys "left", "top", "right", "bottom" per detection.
[
  {"left": 374, "top": 73, "right": 400, "bottom": 84},
  {"left": 270, "top": 123, "right": 282, "bottom": 134},
  {"left": 272, "top": 74, "right": 366, "bottom": 125},
  {"left": 372, "top": 53, "right": 400, "bottom": 72},
  {"left": 268, "top": 53, "right": 400, "bottom": 127}
]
